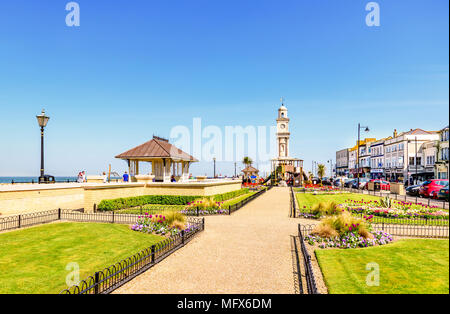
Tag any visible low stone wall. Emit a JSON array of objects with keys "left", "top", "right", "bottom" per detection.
[
  {"left": 0, "top": 180, "right": 242, "bottom": 215},
  {"left": 0, "top": 185, "right": 85, "bottom": 216}
]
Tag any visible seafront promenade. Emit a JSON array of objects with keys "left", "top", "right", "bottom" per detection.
[
  {"left": 115, "top": 187, "right": 309, "bottom": 294},
  {"left": 0, "top": 180, "right": 242, "bottom": 216}
]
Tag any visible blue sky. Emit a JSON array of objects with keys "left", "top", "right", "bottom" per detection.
[{"left": 0, "top": 0, "right": 448, "bottom": 177}]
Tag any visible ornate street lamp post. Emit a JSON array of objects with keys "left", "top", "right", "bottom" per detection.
[
  {"left": 327, "top": 159, "right": 333, "bottom": 178},
  {"left": 213, "top": 157, "right": 216, "bottom": 178},
  {"left": 36, "top": 109, "right": 50, "bottom": 183},
  {"left": 357, "top": 123, "right": 370, "bottom": 189}
]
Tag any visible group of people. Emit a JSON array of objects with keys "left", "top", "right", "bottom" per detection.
[{"left": 77, "top": 171, "right": 86, "bottom": 183}]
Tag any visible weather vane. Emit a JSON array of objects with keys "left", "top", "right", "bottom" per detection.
[{"left": 280, "top": 97, "right": 285, "bottom": 105}]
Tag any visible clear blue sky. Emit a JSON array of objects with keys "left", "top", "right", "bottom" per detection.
[{"left": 0, "top": 0, "right": 448, "bottom": 177}]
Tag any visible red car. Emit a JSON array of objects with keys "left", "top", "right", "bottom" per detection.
[
  {"left": 364, "top": 179, "right": 390, "bottom": 190},
  {"left": 419, "top": 179, "right": 449, "bottom": 198}
]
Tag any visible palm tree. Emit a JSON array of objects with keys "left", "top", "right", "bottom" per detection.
[
  {"left": 242, "top": 157, "right": 253, "bottom": 167},
  {"left": 317, "top": 164, "right": 326, "bottom": 182}
]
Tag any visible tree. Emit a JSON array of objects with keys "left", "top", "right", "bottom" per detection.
[
  {"left": 242, "top": 157, "right": 253, "bottom": 167},
  {"left": 317, "top": 164, "right": 326, "bottom": 181}
]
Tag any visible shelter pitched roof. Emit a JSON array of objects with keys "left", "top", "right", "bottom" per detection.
[
  {"left": 115, "top": 137, "right": 198, "bottom": 162},
  {"left": 242, "top": 166, "right": 259, "bottom": 173}
]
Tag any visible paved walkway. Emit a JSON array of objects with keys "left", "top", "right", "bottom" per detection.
[{"left": 115, "top": 187, "right": 305, "bottom": 294}]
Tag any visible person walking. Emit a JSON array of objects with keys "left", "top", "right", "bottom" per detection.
[
  {"left": 123, "top": 171, "right": 129, "bottom": 182},
  {"left": 102, "top": 172, "right": 108, "bottom": 183}
]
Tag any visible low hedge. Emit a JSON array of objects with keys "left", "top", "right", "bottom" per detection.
[
  {"left": 213, "top": 188, "right": 249, "bottom": 202},
  {"left": 97, "top": 188, "right": 250, "bottom": 211}
]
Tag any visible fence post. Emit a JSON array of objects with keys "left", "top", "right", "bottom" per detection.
[
  {"left": 202, "top": 217, "right": 205, "bottom": 230},
  {"left": 151, "top": 245, "right": 156, "bottom": 263},
  {"left": 181, "top": 230, "right": 185, "bottom": 245},
  {"left": 197, "top": 206, "right": 199, "bottom": 217},
  {"left": 58, "top": 208, "right": 61, "bottom": 220},
  {"left": 94, "top": 272, "right": 100, "bottom": 294},
  {"left": 140, "top": 206, "right": 143, "bottom": 215},
  {"left": 18, "top": 215, "right": 21, "bottom": 228},
  {"left": 112, "top": 212, "right": 115, "bottom": 224},
  {"left": 229, "top": 206, "right": 231, "bottom": 215}
]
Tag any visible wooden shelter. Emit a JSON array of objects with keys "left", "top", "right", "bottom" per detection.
[
  {"left": 115, "top": 136, "right": 198, "bottom": 182},
  {"left": 242, "top": 166, "right": 259, "bottom": 179}
]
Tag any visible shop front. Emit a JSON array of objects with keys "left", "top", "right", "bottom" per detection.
[{"left": 370, "top": 168, "right": 384, "bottom": 179}]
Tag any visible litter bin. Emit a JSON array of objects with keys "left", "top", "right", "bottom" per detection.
[{"left": 39, "top": 175, "right": 56, "bottom": 184}]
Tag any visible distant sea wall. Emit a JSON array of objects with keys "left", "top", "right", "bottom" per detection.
[{"left": 0, "top": 180, "right": 242, "bottom": 216}]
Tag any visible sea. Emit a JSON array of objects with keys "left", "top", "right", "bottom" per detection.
[{"left": 0, "top": 177, "right": 78, "bottom": 184}]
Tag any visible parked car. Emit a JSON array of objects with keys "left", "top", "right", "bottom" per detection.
[
  {"left": 437, "top": 185, "right": 449, "bottom": 201},
  {"left": 406, "top": 184, "right": 421, "bottom": 197},
  {"left": 419, "top": 179, "right": 449, "bottom": 198},
  {"left": 344, "top": 179, "right": 355, "bottom": 188},
  {"left": 352, "top": 178, "right": 370, "bottom": 189},
  {"left": 333, "top": 178, "right": 345, "bottom": 187},
  {"left": 364, "top": 179, "right": 390, "bottom": 191}
]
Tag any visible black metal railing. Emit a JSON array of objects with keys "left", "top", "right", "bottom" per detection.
[
  {"left": 290, "top": 186, "right": 298, "bottom": 218},
  {"left": 60, "top": 217, "right": 205, "bottom": 294},
  {"left": 371, "top": 222, "right": 449, "bottom": 238},
  {"left": 297, "top": 224, "right": 319, "bottom": 294},
  {"left": 0, "top": 208, "right": 71, "bottom": 232}
]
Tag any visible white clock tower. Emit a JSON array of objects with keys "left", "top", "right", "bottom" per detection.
[{"left": 276, "top": 101, "right": 290, "bottom": 158}]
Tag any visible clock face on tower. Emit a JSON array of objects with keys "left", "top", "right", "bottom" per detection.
[{"left": 280, "top": 124, "right": 285, "bottom": 129}]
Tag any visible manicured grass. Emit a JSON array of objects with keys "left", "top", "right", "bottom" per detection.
[
  {"left": 222, "top": 191, "right": 256, "bottom": 207},
  {"left": 0, "top": 222, "right": 164, "bottom": 294},
  {"left": 315, "top": 239, "right": 449, "bottom": 294},
  {"left": 296, "top": 193, "right": 381, "bottom": 209}
]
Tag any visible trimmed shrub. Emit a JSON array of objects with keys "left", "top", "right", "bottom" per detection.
[
  {"left": 97, "top": 188, "right": 250, "bottom": 211},
  {"left": 212, "top": 188, "right": 249, "bottom": 202}
]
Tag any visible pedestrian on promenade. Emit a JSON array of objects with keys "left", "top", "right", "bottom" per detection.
[
  {"left": 123, "top": 171, "right": 129, "bottom": 182},
  {"left": 102, "top": 172, "right": 108, "bottom": 183},
  {"left": 77, "top": 172, "right": 83, "bottom": 183},
  {"left": 81, "top": 171, "right": 86, "bottom": 183},
  {"left": 171, "top": 175, "right": 176, "bottom": 182}
]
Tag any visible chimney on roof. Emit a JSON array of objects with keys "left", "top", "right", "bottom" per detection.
[{"left": 393, "top": 129, "right": 398, "bottom": 137}]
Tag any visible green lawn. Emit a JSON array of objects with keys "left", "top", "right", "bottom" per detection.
[
  {"left": 222, "top": 191, "right": 256, "bottom": 207},
  {"left": 296, "top": 193, "right": 381, "bottom": 209},
  {"left": 0, "top": 222, "right": 164, "bottom": 294},
  {"left": 315, "top": 239, "right": 449, "bottom": 294}
]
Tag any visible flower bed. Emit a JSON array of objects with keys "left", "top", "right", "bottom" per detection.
[
  {"left": 180, "top": 208, "right": 228, "bottom": 215},
  {"left": 131, "top": 213, "right": 188, "bottom": 236},
  {"left": 343, "top": 199, "right": 449, "bottom": 220},
  {"left": 305, "top": 230, "right": 393, "bottom": 249},
  {"left": 298, "top": 197, "right": 449, "bottom": 220}
]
